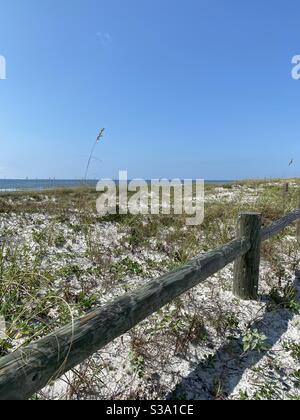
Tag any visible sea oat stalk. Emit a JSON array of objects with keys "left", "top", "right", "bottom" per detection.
[{"left": 84, "top": 128, "right": 105, "bottom": 180}]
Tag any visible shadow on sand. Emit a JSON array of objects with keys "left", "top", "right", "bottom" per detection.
[{"left": 167, "top": 274, "right": 300, "bottom": 400}]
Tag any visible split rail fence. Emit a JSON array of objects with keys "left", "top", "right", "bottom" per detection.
[{"left": 0, "top": 196, "right": 300, "bottom": 400}]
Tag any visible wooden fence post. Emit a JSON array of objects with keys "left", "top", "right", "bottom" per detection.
[
  {"left": 233, "top": 213, "right": 262, "bottom": 300},
  {"left": 282, "top": 182, "right": 289, "bottom": 212},
  {"left": 297, "top": 193, "right": 300, "bottom": 242},
  {"left": 284, "top": 182, "right": 289, "bottom": 194}
]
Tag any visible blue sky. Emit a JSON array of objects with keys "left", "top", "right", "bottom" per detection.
[{"left": 0, "top": 0, "right": 299, "bottom": 180}]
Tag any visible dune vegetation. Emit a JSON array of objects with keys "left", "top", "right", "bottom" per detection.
[{"left": 0, "top": 179, "right": 299, "bottom": 400}]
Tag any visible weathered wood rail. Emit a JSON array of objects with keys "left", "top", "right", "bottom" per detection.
[{"left": 0, "top": 207, "right": 300, "bottom": 400}]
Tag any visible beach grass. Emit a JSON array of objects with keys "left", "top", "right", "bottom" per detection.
[{"left": 0, "top": 179, "right": 299, "bottom": 399}]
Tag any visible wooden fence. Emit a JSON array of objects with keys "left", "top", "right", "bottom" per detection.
[{"left": 0, "top": 204, "right": 300, "bottom": 400}]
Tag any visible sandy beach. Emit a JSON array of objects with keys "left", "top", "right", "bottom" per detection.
[{"left": 0, "top": 180, "right": 299, "bottom": 400}]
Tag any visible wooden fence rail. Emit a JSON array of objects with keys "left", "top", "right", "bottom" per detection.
[{"left": 0, "top": 208, "right": 300, "bottom": 400}]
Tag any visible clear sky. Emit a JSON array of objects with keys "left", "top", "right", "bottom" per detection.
[{"left": 0, "top": 0, "right": 299, "bottom": 180}]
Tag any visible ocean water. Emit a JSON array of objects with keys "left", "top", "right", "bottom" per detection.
[
  {"left": 0, "top": 179, "right": 97, "bottom": 192},
  {"left": 0, "top": 179, "right": 233, "bottom": 192}
]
